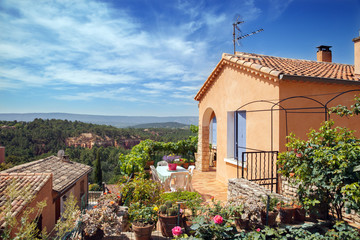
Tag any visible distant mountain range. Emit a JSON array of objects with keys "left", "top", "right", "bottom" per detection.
[
  {"left": 132, "top": 122, "right": 190, "bottom": 129},
  {"left": 0, "top": 113, "right": 198, "bottom": 128}
]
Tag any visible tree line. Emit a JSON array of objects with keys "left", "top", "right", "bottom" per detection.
[{"left": 0, "top": 118, "right": 196, "bottom": 183}]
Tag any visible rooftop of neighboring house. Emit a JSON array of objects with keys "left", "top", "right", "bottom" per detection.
[
  {"left": 1, "top": 156, "right": 92, "bottom": 193},
  {"left": 0, "top": 172, "right": 52, "bottom": 228}
]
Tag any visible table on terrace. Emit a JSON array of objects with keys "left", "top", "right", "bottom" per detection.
[{"left": 156, "top": 165, "right": 188, "bottom": 182}]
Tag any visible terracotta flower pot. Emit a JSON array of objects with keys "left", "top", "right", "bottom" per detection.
[
  {"left": 293, "top": 206, "right": 306, "bottom": 223},
  {"left": 182, "top": 162, "right": 190, "bottom": 169},
  {"left": 159, "top": 214, "right": 181, "bottom": 237},
  {"left": 168, "top": 163, "right": 177, "bottom": 171},
  {"left": 279, "top": 207, "right": 295, "bottom": 224},
  {"left": 132, "top": 223, "right": 155, "bottom": 240},
  {"left": 261, "top": 210, "right": 278, "bottom": 227}
]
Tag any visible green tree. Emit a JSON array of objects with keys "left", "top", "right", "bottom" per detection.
[{"left": 93, "top": 149, "right": 103, "bottom": 189}]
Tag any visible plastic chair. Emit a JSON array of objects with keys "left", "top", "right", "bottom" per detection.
[
  {"left": 157, "top": 161, "right": 168, "bottom": 167},
  {"left": 188, "top": 165, "right": 195, "bottom": 175},
  {"left": 168, "top": 172, "right": 190, "bottom": 192},
  {"left": 150, "top": 165, "right": 160, "bottom": 182}
]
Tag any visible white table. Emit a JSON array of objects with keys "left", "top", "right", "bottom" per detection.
[{"left": 156, "top": 165, "right": 188, "bottom": 182}]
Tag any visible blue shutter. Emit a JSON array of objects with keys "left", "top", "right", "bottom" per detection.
[{"left": 235, "top": 111, "right": 246, "bottom": 159}]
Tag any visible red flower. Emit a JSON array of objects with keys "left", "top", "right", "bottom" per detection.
[
  {"left": 296, "top": 153, "right": 302, "bottom": 158},
  {"left": 108, "top": 191, "right": 112, "bottom": 194},
  {"left": 117, "top": 195, "right": 121, "bottom": 199},
  {"left": 213, "top": 215, "right": 223, "bottom": 224},
  {"left": 256, "top": 228, "right": 261, "bottom": 232},
  {"left": 172, "top": 226, "right": 182, "bottom": 236},
  {"left": 93, "top": 205, "right": 97, "bottom": 209},
  {"left": 104, "top": 192, "right": 107, "bottom": 195}
]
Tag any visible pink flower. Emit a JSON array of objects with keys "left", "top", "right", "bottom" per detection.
[
  {"left": 172, "top": 226, "right": 182, "bottom": 236},
  {"left": 256, "top": 228, "right": 261, "bottom": 232},
  {"left": 296, "top": 153, "right": 302, "bottom": 158},
  {"left": 213, "top": 215, "right": 223, "bottom": 224},
  {"left": 180, "top": 208, "right": 184, "bottom": 213}
]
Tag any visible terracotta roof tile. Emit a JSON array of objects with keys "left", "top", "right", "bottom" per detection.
[
  {"left": 195, "top": 52, "right": 359, "bottom": 101},
  {"left": 2, "top": 156, "right": 92, "bottom": 193},
  {"left": 0, "top": 172, "right": 51, "bottom": 227},
  {"left": 231, "top": 52, "right": 358, "bottom": 81}
]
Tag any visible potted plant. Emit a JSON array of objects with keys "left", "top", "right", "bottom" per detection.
[
  {"left": 160, "top": 191, "right": 203, "bottom": 234},
  {"left": 182, "top": 158, "right": 190, "bottom": 169},
  {"left": 81, "top": 196, "right": 122, "bottom": 239},
  {"left": 292, "top": 200, "right": 306, "bottom": 223},
  {"left": 158, "top": 201, "right": 182, "bottom": 237},
  {"left": 261, "top": 196, "right": 279, "bottom": 227},
  {"left": 129, "top": 202, "right": 158, "bottom": 240},
  {"left": 163, "top": 154, "right": 182, "bottom": 171},
  {"left": 277, "top": 201, "right": 295, "bottom": 224}
]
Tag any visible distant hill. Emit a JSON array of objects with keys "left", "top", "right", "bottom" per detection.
[
  {"left": 0, "top": 113, "right": 198, "bottom": 128},
  {"left": 132, "top": 122, "right": 189, "bottom": 129}
]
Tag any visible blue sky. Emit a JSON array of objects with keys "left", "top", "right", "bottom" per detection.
[{"left": 0, "top": 0, "right": 359, "bottom": 117}]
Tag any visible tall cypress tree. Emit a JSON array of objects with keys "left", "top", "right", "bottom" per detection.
[{"left": 93, "top": 149, "right": 103, "bottom": 190}]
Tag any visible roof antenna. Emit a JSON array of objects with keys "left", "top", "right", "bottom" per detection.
[{"left": 233, "top": 15, "right": 264, "bottom": 54}]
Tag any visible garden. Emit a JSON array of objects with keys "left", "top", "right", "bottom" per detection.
[
  {"left": 77, "top": 96, "right": 360, "bottom": 239},
  {"left": 2, "top": 98, "right": 360, "bottom": 239}
]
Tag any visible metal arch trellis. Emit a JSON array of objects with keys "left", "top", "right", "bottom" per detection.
[{"left": 234, "top": 89, "right": 360, "bottom": 191}]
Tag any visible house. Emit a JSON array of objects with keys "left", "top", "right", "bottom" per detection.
[
  {"left": 0, "top": 155, "right": 92, "bottom": 236},
  {"left": 195, "top": 36, "right": 360, "bottom": 189},
  {"left": 0, "top": 172, "right": 54, "bottom": 238}
]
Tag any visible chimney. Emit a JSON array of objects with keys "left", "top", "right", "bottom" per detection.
[
  {"left": 316, "top": 45, "right": 332, "bottom": 62},
  {"left": 353, "top": 36, "right": 360, "bottom": 76},
  {"left": 0, "top": 146, "right": 5, "bottom": 164}
]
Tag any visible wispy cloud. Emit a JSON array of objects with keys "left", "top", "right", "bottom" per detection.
[{"left": 0, "top": 0, "right": 267, "bottom": 115}]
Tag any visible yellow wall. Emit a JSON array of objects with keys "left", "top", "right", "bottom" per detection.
[{"left": 198, "top": 64, "right": 280, "bottom": 183}]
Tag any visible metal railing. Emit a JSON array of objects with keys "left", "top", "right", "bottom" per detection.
[{"left": 237, "top": 151, "right": 278, "bottom": 192}]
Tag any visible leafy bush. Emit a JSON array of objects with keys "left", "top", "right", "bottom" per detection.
[
  {"left": 160, "top": 191, "right": 203, "bottom": 216},
  {"left": 120, "top": 174, "right": 163, "bottom": 206},
  {"left": 89, "top": 183, "right": 101, "bottom": 191},
  {"left": 278, "top": 120, "right": 360, "bottom": 219}
]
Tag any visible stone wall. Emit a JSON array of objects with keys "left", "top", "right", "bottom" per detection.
[
  {"left": 228, "top": 178, "right": 289, "bottom": 203},
  {"left": 280, "top": 177, "right": 360, "bottom": 226}
]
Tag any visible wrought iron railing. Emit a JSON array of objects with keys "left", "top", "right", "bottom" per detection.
[{"left": 237, "top": 151, "right": 278, "bottom": 192}]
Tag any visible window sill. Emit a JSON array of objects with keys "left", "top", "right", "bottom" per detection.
[{"left": 224, "top": 158, "right": 247, "bottom": 168}]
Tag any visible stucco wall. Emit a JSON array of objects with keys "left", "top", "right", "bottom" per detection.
[
  {"left": 11, "top": 175, "right": 55, "bottom": 238},
  {"left": 279, "top": 81, "right": 360, "bottom": 152},
  {"left": 198, "top": 64, "right": 280, "bottom": 183},
  {"left": 197, "top": 61, "right": 360, "bottom": 185}
]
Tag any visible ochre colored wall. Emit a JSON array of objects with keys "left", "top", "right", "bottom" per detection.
[
  {"left": 72, "top": 174, "right": 88, "bottom": 209},
  {"left": 279, "top": 80, "right": 360, "bottom": 152},
  {"left": 11, "top": 175, "right": 56, "bottom": 238},
  {"left": 198, "top": 64, "right": 280, "bottom": 183},
  {"left": 198, "top": 61, "right": 360, "bottom": 185}
]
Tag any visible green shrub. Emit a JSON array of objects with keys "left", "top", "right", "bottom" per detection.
[
  {"left": 89, "top": 183, "right": 101, "bottom": 191},
  {"left": 120, "top": 174, "right": 163, "bottom": 206}
]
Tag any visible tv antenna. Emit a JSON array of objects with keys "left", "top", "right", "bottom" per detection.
[{"left": 233, "top": 16, "right": 263, "bottom": 54}]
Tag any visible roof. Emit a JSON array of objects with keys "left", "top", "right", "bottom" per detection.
[
  {"left": 2, "top": 156, "right": 92, "bottom": 193},
  {"left": 195, "top": 52, "right": 359, "bottom": 101},
  {"left": 0, "top": 172, "right": 52, "bottom": 227}
]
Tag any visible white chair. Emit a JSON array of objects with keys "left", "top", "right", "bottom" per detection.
[
  {"left": 168, "top": 172, "right": 190, "bottom": 192},
  {"left": 188, "top": 165, "right": 195, "bottom": 176},
  {"left": 157, "top": 161, "right": 168, "bottom": 167},
  {"left": 150, "top": 165, "right": 160, "bottom": 182}
]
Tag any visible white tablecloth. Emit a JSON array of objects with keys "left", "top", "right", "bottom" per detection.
[{"left": 156, "top": 165, "right": 188, "bottom": 182}]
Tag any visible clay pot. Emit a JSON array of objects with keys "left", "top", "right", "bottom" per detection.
[
  {"left": 159, "top": 214, "right": 181, "bottom": 237},
  {"left": 132, "top": 223, "right": 155, "bottom": 240},
  {"left": 279, "top": 206, "right": 295, "bottom": 224},
  {"left": 293, "top": 206, "right": 306, "bottom": 223},
  {"left": 261, "top": 210, "right": 278, "bottom": 227},
  {"left": 182, "top": 162, "right": 190, "bottom": 169}
]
